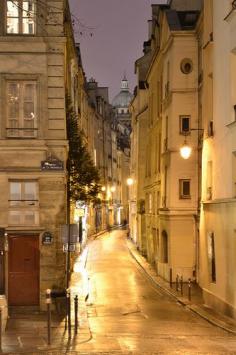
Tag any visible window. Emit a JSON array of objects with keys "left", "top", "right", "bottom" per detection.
[
  {"left": 6, "top": 1, "right": 36, "bottom": 34},
  {"left": 161, "top": 230, "right": 168, "bottom": 263},
  {"left": 206, "top": 161, "right": 212, "bottom": 200},
  {"left": 163, "top": 116, "right": 168, "bottom": 151},
  {"left": 148, "top": 193, "right": 152, "bottom": 214},
  {"left": 6, "top": 81, "right": 37, "bottom": 138},
  {"left": 208, "top": 232, "right": 216, "bottom": 283},
  {"left": 179, "top": 115, "right": 190, "bottom": 134},
  {"left": 179, "top": 179, "right": 191, "bottom": 199},
  {"left": 165, "top": 61, "right": 170, "bottom": 98},
  {"left": 180, "top": 58, "right": 193, "bottom": 74},
  {"left": 9, "top": 180, "right": 39, "bottom": 225}
]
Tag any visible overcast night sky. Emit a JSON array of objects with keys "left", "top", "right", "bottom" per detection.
[{"left": 69, "top": 1, "right": 165, "bottom": 102}]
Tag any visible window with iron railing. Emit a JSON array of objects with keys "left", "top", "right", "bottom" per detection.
[
  {"left": 6, "top": 81, "right": 37, "bottom": 138},
  {"left": 9, "top": 180, "right": 39, "bottom": 225}
]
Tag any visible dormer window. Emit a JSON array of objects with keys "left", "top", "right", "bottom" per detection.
[{"left": 6, "top": 1, "right": 36, "bottom": 35}]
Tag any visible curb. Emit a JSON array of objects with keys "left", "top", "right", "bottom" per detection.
[{"left": 126, "top": 238, "right": 236, "bottom": 335}]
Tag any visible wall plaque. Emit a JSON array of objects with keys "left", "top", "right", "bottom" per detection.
[
  {"left": 41, "top": 157, "right": 64, "bottom": 171},
  {"left": 42, "top": 231, "right": 53, "bottom": 245}
]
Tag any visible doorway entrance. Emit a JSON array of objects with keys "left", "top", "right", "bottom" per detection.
[{"left": 8, "top": 235, "right": 39, "bottom": 306}]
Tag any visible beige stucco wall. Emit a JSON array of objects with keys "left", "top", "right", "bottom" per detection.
[{"left": 199, "top": 0, "right": 236, "bottom": 317}]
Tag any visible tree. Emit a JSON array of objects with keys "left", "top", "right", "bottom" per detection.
[{"left": 66, "top": 98, "right": 100, "bottom": 203}]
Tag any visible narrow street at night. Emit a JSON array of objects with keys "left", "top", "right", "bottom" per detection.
[
  {"left": 2, "top": 1, "right": 236, "bottom": 354},
  {"left": 74, "top": 229, "right": 236, "bottom": 354}
]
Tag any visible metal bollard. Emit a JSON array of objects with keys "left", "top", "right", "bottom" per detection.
[
  {"left": 67, "top": 289, "right": 71, "bottom": 337},
  {"left": 46, "top": 289, "right": 51, "bottom": 346},
  {"left": 169, "top": 268, "right": 173, "bottom": 288},
  {"left": 180, "top": 276, "right": 183, "bottom": 296},
  {"left": 188, "top": 278, "right": 191, "bottom": 301},
  {"left": 176, "top": 274, "right": 179, "bottom": 291},
  {"left": 0, "top": 307, "right": 2, "bottom": 352},
  {"left": 74, "top": 295, "right": 78, "bottom": 335}
]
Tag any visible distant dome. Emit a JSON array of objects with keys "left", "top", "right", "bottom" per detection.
[
  {"left": 112, "top": 91, "right": 133, "bottom": 108},
  {"left": 112, "top": 76, "right": 133, "bottom": 108}
]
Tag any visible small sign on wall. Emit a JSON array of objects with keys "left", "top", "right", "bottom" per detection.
[{"left": 42, "top": 231, "right": 53, "bottom": 245}]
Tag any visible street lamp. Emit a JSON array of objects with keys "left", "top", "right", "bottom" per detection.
[
  {"left": 180, "top": 142, "right": 192, "bottom": 159},
  {"left": 179, "top": 128, "right": 204, "bottom": 159},
  {"left": 126, "top": 177, "right": 134, "bottom": 186}
]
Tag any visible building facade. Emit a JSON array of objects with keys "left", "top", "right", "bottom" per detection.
[
  {"left": 0, "top": 0, "right": 73, "bottom": 318},
  {"left": 199, "top": 0, "right": 236, "bottom": 318},
  {"left": 130, "top": 0, "right": 236, "bottom": 320},
  {"left": 130, "top": 1, "right": 202, "bottom": 282}
]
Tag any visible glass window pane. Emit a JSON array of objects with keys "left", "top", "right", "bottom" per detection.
[
  {"left": 23, "top": 83, "right": 36, "bottom": 118},
  {"left": 182, "top": 117, "right": 190, "bottom": 132},
  {"left": 8, "top": 82, "right": 19, "bottom": 97},
  {"left": 23, "top": 1, "right": 35, "bottom": 12},
  {"left": 24, "top": 83, "right": 35, "bottom": 101},
  {"left": 8, "top": 82, "right": 20, "bottom": 103},
  {"left": 7, "top": 18, "right": 19, "bottom": 34},
  {"left": 7, "top": 1, "right": 19, "bottom": 16},
  {"left": 10, "top": 182, "right": 21, "bottom": 200},
  {"left": 7, "top": 83, "right": 20, "bottom": 127},
  {"left": 24, "top": 182, "right": 37, "bottom": 200},
  {"left": 183, "top": 181, "right": 190, "bottom": 195},
  {"left": 22, "top": 17, "right": 35, "bottom": 34},
  {"left": 24, "top": 102, "right": 34, "bottom": 118},
  {"left": 9, "top": 103, "right": 19, "bottom": 119}
]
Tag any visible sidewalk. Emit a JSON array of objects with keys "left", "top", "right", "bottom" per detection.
[
  {"left": 0, "top": 228, "right": 115, "bottom": 354},
  {"left": 126, "top": 237, "right": 236, "bottom": 335},
  {"left": 0, "top": 247, "right": 91, "bottom": 354}
]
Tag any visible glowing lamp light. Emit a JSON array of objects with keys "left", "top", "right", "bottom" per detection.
[
  {"left": 101, "top": 186, "right": 106, "bottom": 192},
  {"left": 127, "top": 178, "right": 134, "bottom": 186},
  {"left": 180, "top": 143, "right": 192, "bottom": 159},
  {"left": 74, "top": 215, "right": 79, "bottom": 223},
  {"left": 110, "top": 186, "right": 116, "bottom": 192}
]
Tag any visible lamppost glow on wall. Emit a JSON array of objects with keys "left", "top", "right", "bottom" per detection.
[{"left": 126, "top": 177, "right": 134, "bottom": 186}]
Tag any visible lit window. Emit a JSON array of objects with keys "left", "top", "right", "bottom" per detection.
[
  {"left": 179, "top": 116, "right": 190, "bottom": 134},
  {"left": 9, "top": 180, "right": 39, "bottom": 225},
  {"left": 6, "top": 81, "right": 37, "bottom": 138},
  {"left": 149, "top": 193, "right": 152, "bottom": 213},
  {"left": 208, "top": 232, "right": 216, "bottom": 283},
  {"left": 6, "top": 1, "right": 36, "bottom": 35},
  {"left": 179, "top": 179, "right": 191, "bottom": 199}
]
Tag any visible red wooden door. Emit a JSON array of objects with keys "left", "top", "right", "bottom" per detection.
[{"left": 8, "top": 235, "right": 39, "bottom": 305}]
